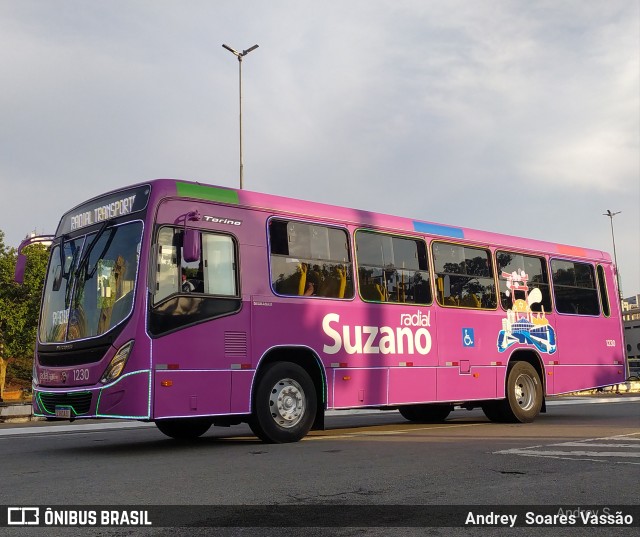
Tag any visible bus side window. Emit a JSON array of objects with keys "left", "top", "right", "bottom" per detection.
[
  {"left": 153, "top": 226, "right": 239, "bottom": 302},
  {"left": 551, "top": 259, "right": 600, "bottom": 316},
  {"left": 154, "top": 227, "right": 179, "bottom": 303},
  {"left": 432, "top": 242, "right": 496, "bottom": 309},
  {"left": 269, "top": 219, "right": 354, "bottom": 299},
  {"left": 596, "top": 265, "right": 611, "bottom": 317},
  {"left": 202, "top": 234, "right": 237, "bottom": 296},
  {"left": 355, "top": 230, "right": 431, "bottom": 305},
  {"left": 149, "top": 227, "right": 241, "bottom": 335},
  {"left": 496, "top": 251, "right": 552, "bottom": 314}
]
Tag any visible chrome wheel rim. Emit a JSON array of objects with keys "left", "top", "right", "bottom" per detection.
[
  {"left": 513, "top": 373, "right": 536, "bottom": 411},
  {"left": 269, "top": 378, "right": 306, "bottom": 428}
]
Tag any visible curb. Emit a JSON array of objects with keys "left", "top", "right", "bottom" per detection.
[
  {"left": 565, "top": 380, "right": 640, "bottom": 396},
  {"left": 0, "top": 403, "right": 40, "bottom": 423}
]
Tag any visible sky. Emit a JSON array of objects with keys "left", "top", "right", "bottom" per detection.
[{"left": 1, "top": 1, "right": 638, "bottom": 295}]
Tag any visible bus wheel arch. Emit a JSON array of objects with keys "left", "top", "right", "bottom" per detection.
[
  {"left": 506, "top": 349, "right": 546, "bottom": 396},
  {"left": 482, "top": 350, "right": 545, "bottom": 423},
  {"left": 250, "top": 347, "right": 325, "bottom": 443}
]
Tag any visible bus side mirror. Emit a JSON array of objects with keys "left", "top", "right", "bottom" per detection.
[
  {"left": 14, "top": 234, "right": 55, "bottom": 285},
  {"left": 183, "top": 228, "right": 201, "bottom": 263},
  {"left": 14, "top": 254, "right": 27, "bottom": 284}
]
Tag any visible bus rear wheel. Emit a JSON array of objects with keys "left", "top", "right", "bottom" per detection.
[
  {"left": 483, "top": 361, "right": 542, "bottom": 423},
  {"left": 249, "top": 362, "right": 317, "bottom": 443},
  {"left": 399, "top": 404, "right": 453, "bottom": 423},
  {"left": 155, "top": 418, "right": 212, "bottom": 440}
]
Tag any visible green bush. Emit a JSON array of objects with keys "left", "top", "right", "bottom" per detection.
[{"left": 0, "top": 230, "right": 48, "bottom": 393}]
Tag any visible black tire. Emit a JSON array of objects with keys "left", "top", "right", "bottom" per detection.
[
  {"left": 399, "top": 404, "right": 453, "bottom": 423},
  {"left": 481, "top": 400, "right": 509, "bottom": 422},
  {"left": 155, "top": 418, "right": 212, "bottom": 440},
  {"left": 484, "top": 361, "right": 542, "bottom": 423},
  {"left": 249, "top": 362, "right": 317, "bottom": 443}
]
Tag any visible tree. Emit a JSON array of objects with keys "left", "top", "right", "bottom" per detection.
[{"left": 0, "top": 230, "right": 49, "bottom": 398}]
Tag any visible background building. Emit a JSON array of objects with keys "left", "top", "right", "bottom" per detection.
[{"left": 622, "top": 294, "right": 640, "bottom": 378}]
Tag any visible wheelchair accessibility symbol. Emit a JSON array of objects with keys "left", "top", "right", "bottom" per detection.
[{"left": 463, "top": 328, "right": 475, "bottom": 347}]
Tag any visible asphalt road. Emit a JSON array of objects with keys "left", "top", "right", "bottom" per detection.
[{"left": 0, "top": 395, "right": 638, "bottom": 537}]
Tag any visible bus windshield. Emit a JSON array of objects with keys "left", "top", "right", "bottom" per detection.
[{"left": 39, "top": 221, "right": 143, "bottom": 343}]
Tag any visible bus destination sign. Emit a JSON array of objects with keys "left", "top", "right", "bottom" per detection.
[
  {"left": 57, "top": 185, "right": 150, "bottom": 236},
  {"left": 70, "top": 195, "right": 136, "bottom": 230}
]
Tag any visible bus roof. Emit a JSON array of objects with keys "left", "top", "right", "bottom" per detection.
[{"left": 88, "top": 178, "right": 613, "bottom": 263}]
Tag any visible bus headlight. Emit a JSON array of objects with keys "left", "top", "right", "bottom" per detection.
[{"left": 101, "top": 340, "right": 134, "bottom": 384}]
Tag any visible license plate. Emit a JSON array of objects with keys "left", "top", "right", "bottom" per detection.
[{"left": 55, "top": 406, "right": 72, "bottom": 419}]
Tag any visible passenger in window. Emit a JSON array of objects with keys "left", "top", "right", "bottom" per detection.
[
  {"left": 318, "top": 265, "right": 347, "bottom": 299},
  {"left": 298, "top": 263, "right": 317, "bottom": 296},
  {"left": 307, "top": 270, "right": 322, "bottom": 296},
  {"left": 304, "top": 280, "right": 315, "bottom": 296},
  {"left": 182, "top": 271, "right": 195, "bottom": 293}
]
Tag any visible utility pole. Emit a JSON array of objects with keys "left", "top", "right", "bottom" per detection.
[
  {"left": 222, "top": 43, "right": 259, "bottom": 189},
  {"left": 603, "top": 210, "right": 622, "bottom": 298}
]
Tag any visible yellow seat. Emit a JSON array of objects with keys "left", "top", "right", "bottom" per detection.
[{"left": 460, "top": 293, "right": 481, "bottom": 308}]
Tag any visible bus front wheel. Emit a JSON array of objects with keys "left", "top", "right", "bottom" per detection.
[
  {"left": 249, "top": 362, "right": 317, "bottom": 443},
  {"left": 483, "top": 361, "right": 542, "bottom": 423},
  {"left": 155, "top": 418, "right": 212, "bottom": 440}
]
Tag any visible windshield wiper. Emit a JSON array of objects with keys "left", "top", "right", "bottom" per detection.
[
  {"left": 87, "top": 227, "right": 117, "bottom": 280},
  {"left": 74, "top": 220, "right": 114, "bottom": 280},
  {"left": 52, "top": 234, "right": 68, "bottom": 292}
]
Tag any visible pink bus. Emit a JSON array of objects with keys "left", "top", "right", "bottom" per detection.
[{"left": 16, "top": 179, "right": 626, "bottom": 442}]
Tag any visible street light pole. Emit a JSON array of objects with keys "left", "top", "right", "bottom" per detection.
[
  {"left": 222, "top": 43, "right": 259, "bottom": 190},
  {"left": 603, "top": 209, "right": 622, "bottom": 298}
]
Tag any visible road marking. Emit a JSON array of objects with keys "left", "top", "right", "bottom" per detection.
[
  {"left": 503, "top": 450, "right": 640, "bottom": 458},
  {"left": 557, "top": 442, "right": 640, "bottom": 448},
  {"left": 307, "top": 422, "right": 483, "bottom": 441},
  {"left": 495, "top": 432, "right": 640, "bottom": 465}
]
